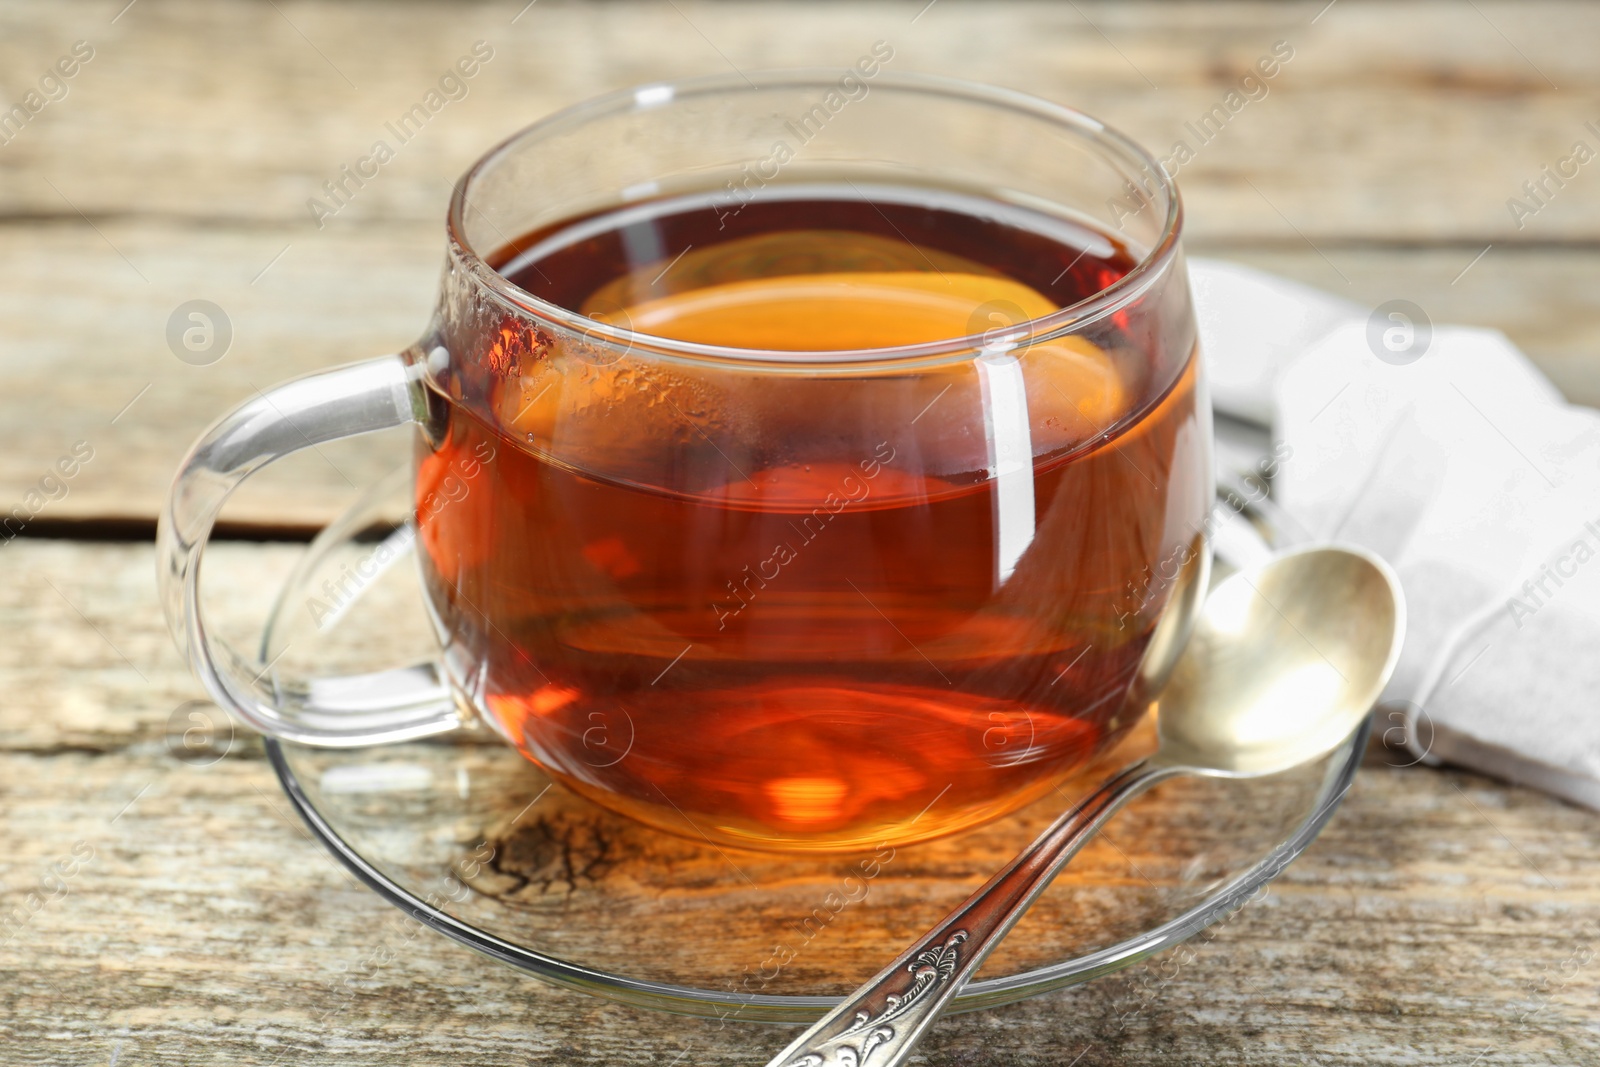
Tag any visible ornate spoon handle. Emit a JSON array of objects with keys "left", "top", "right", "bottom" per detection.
[{"left": 763, "top": 758, "right": 1180, "bottom": 1067}]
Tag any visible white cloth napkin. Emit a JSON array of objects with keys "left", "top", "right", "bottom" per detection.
[{"left": 1191, "top": 258, "right": 1600, "bottom": 810}]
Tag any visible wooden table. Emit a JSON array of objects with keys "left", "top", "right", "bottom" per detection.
[{"left": 3, "top": 2, "right": 1597, "bottom": 1063}]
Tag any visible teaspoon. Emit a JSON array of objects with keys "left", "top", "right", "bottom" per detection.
[{"left": 763, "top": 543, "right": 1404, "bottom": 1067}]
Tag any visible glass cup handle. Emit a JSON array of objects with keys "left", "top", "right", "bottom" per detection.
[{"left": 156, "top": 354, "right": 464, "bottom": 747}]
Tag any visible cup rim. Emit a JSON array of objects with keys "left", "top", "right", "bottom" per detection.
[{"left": 446, "top": 68, "right": 1183, "bottom": 370}]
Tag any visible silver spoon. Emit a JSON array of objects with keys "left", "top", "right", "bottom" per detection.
[{"left": 763, "top": 543, "right": 1404, "bottom": 1067}]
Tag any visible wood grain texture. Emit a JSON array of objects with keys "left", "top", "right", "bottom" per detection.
[
  {"left": 5, "top": 1, "right": 1600, "bottom": 1063},
  {"left": 0, "top": 0, "right": 1594, "bottom": 241},
  {"left": 8, "top": 231, "right": 1600, "bottom": 528},
  {"left": 2, "top": 540, "right": 1598, "bottom": 1065},
  {"left": 5, "top": 1, "right": 1600, "bottom": 524}
]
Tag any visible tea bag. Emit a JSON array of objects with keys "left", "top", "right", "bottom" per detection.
[
  {"left": 1273, "top": 322, "right": 1600, "bottom": 808},
  {"left": 1191, "top": 257, "right": 1600, "bottom": 810}
]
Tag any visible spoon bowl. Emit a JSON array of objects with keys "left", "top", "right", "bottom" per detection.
[{"left": 1157, "top": 544, "right": 1405, "bottom": 778}]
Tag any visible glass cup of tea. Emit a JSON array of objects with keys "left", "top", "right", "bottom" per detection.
[{"left": 158, "top": 69, "right": 1212, "bottom": 853}]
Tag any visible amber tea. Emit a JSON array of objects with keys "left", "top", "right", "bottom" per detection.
[{"left": 415, "top": 187, "right": 1209, "bottom": 851}]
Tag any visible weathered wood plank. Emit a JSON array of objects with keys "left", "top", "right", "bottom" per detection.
[
  {"left": 4, "top": 224, "right": 1599, "bottom": 527},
  {"left": 0, "top": 1, "right": 1594, "bottom": 242},
  {"left": 0, "top": 220, "right": 435, "bottom": 529},
  {"left": 1, "top": 540, "right": 1597, "bottom": 1064},
  {"left": 5, "top": 0, "right": 1600, "bottom": 526}
]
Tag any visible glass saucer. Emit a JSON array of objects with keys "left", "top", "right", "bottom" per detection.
[{"left": 260, "top": 467, "right": 1362, "bottom": 1022}]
